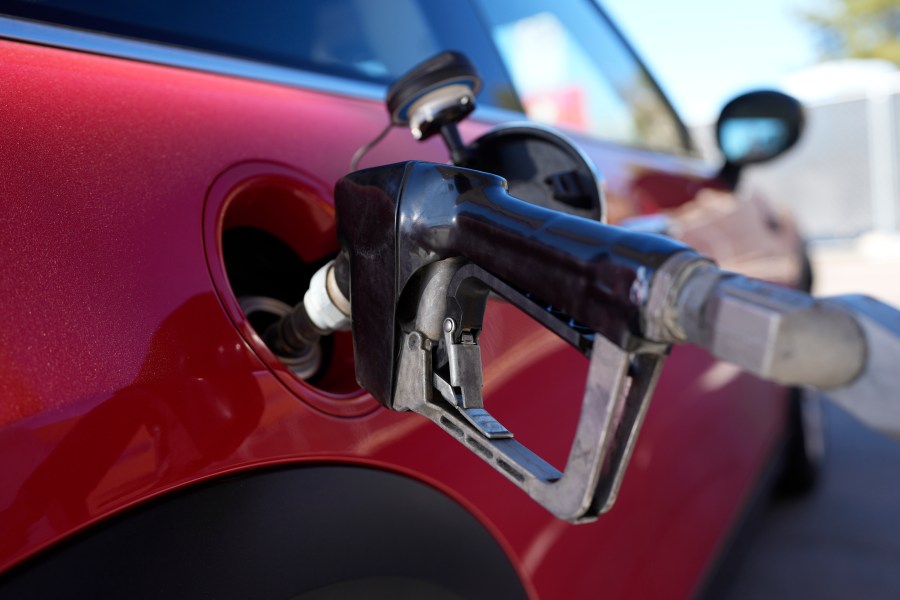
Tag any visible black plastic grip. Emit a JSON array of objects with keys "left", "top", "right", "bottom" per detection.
[
  {"left": 396, "top": 163, "right": 689, "bottom": 340},
  {"left": 335, "top": 161, "right": 691, "bottom": 404}
]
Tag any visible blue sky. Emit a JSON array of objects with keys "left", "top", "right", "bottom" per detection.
[{"left": 603, "top": 0, "right": 820, "bottom": 124}]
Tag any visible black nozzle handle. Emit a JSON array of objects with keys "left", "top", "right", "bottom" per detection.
[
  {"left": 336, "top": 162, "right": 693, "bottom": 404},
  {"left": 394, "top": 163, "right": 693, "bottom": 346}
]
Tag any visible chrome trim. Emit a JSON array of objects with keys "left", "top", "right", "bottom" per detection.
[
  {"left": 0, "top": 14, "right": 387, "bottom": 101},
  {"left": 0, "top": 14, "right": 521, "bottom": 125}
]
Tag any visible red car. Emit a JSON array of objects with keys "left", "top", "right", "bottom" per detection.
[{"left": 0, "top": 1, "right": 814, "bottom": 598}]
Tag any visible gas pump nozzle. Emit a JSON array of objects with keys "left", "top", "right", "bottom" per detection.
[
  {"left": 264, "top": 49, "right": 900, "bottom": 521},
  {"left": 335, "top": 162, "right": 691, "bottom": 404},
  {"left": 328, "top": 160, "right": 900, "bottom": 522},
  {"left": 335, "top": 161, "right": 687, "bottom": 522}
]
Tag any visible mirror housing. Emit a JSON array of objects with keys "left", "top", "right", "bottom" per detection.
[{"left": 716, "top": 90, "right": 804, "bottom": 187}]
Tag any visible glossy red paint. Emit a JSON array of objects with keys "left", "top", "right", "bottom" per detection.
[{"left": 0, "top": 38, "right": 788, "bottom": 599}]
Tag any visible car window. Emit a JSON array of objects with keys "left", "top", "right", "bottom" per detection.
[
  {"left": 1, "top": 0, "right": 523, "bottom": 113},
  {"left": 471, "top": 0, "right": 690, "bottom": 154}
]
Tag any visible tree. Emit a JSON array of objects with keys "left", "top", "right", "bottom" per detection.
[{"left": 799, "top": 0, "right": 900, "bottom": 65}]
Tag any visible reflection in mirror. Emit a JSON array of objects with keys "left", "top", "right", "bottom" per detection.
[
  {"left": 719, "top": 117, "right": 790, "bottom": 163},
  {"left": 715, "top": 89, "right": 804, "bottom": 187}
]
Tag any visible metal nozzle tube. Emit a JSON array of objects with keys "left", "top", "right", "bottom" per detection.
[
  {"left": 264, "top": 258, "right": 352, "bottom": 378},
  {"left": 645, "top": 253, "right": 866, "bottom": 390}
]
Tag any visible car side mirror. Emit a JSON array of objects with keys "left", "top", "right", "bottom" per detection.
[{"left": 716, "top": 90, "right": 804, "bottom": 187}]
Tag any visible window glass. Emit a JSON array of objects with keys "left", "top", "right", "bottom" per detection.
[
  {"left": 2, "top": 0, "right": 523, "bottom": 113},
  {"left": 471, "top": 0, "right": 688, "bottom": 153}
]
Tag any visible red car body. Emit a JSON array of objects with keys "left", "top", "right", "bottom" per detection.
[{"left": 0, "top": 5, "right": 802, "bottom": 599}]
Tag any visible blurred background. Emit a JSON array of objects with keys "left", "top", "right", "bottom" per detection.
[
  {"left": 604, "top": 0, "right": 900, "bottom": 275},
  {"left": 602, "top": 0, "right": 900, "bottom": 597}
]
